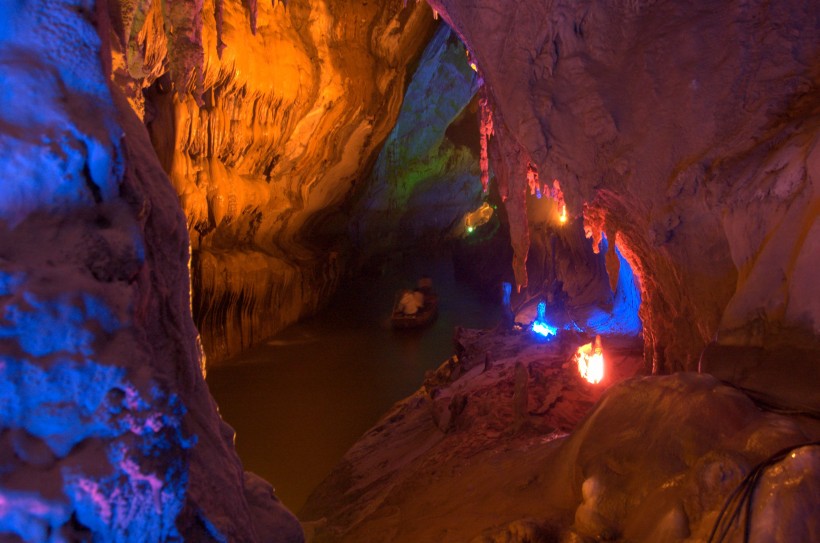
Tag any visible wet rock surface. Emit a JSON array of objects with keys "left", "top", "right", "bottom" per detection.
[{"left": 1, "top": 1, "right": 303, "bottom": 538}]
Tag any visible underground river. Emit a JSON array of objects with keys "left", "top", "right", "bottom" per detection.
[{"left": 205, "top": 252, "right": 502, "bottom": 513}]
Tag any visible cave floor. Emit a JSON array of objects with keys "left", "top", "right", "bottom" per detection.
[
  {"left": 300, "top": 328, "right": 647, "bottom": 542},
  {"left": 300, "top": 325, "right": 820, "bottom": 542}
]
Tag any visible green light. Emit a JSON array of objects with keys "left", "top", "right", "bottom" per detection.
[{"left": 466, "top": 226, "right": 475, "bottom": 234}]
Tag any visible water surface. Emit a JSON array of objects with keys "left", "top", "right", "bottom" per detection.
[{"left": 206, "top": 253, "right": 500, "bottom": 513}]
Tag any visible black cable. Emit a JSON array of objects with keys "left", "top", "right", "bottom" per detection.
[
  {"left": 714, "top": 379, "right": 820, "bottom": 420},
  {"left": 707, "top": 441, "right": 820, "bottom": 543}
]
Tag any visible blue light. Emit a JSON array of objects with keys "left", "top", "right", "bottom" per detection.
[
  {"left": 581, "top": 237, "right": 643, "bottom": 335},
  {"left": 531, "top": 301, "right": 558, "bottom": 337},
  {"left": 531, "top": 320, "right": 558, "bottom": 337},
  {"left": 611, "top": 243, "right": 643, "bottom": 334}
]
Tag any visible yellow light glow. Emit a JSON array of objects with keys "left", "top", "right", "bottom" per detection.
[
  {"left": 466, "top": 50, "right": 478, "bottom": 72},
  {"left": 559, "top": 204, "right": 567, "bottom": 225}
]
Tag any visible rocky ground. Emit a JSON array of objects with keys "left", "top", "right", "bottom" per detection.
[
  {"left": 299, "top": 327, "right": 819, "bottom": 543},
  {"left": 299, "top": 327, "right": 645, "bottom": 541}
]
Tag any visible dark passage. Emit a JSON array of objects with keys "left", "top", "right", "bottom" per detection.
[{"left": 206, "top": 251, "right": 501, "bottom": 512}]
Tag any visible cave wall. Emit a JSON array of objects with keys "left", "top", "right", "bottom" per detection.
[
  {"left": 352, "top": 23, "right": 483, "bottom": 256},
  {"left": 110, "top": 0, "right": 437, "bottom": 363},
  {"left": 428, "top": 0, "right": 820, "bottom": 371},
  {"left": 0, "top": 0, "right": 301, "bottom": 540}
]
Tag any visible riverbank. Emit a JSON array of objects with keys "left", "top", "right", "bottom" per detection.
[{"left": 300, "top": 328, "right": 819, "bottom": 542}]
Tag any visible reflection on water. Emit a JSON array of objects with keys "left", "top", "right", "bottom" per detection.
[{"left": 205, "top": 253, "right": 500, "bottom": 513}]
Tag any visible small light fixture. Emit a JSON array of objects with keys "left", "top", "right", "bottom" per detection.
[{"left": 462, "top": 202, "right": 494, "bottom": 236}]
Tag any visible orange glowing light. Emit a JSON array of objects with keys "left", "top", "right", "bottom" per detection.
[
  {"left": 575, "top": 335, "right": 604, "bottom": 384},
  {"left": 559, "top": 204, "right": 567, "bottom": 224},
  {"left": 462, "top": 202, "right": 494, "bottom": 235}
]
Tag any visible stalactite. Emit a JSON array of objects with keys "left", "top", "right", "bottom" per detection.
[
  {"left": 526, "top": 162, "right": 539, "bottom": 196},
  {"left": 163, "top": 0, "right": 205, "bottom": 105},
  {"left": 246, "top": 0, "right": 258, "bottom": 34},
  {"left": 507, "top": 160, "right": 530, "bottom": 289},
  {"left": 582, "top": 203, "right": 606, "bottom": 254},
  {"left": 550, "top": 179, "right": 565, "bottom": 208},
  {"left": 478, "top": 90, "right": 494, "bottom": 193},
  {"left": 550, "top": 179, "right": 567, "bottom": 225},
  {"left": 215, "top": 0, "right": 226, "bottom": 58},
  {"left": 486, "top": 120, "right": 530, "bottom": 289}
]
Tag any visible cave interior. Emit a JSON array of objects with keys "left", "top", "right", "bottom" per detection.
[{"left": 0, "top": 0, "right": 818, "bottom": 541}]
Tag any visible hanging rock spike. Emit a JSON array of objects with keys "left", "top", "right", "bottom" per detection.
[
  {"left": 215, "top": 0, "right": 226, "bottom": 58},
  {"left": 247, "top": 0, "right": 258, "bottom": 34},
  {"left": 165, "top": 0, "right": 206, "bottom": 106},
  {"left": 526, "top": 162, "right": 539, "bottom": 197},
  {"left": 478, "top": 91, "right": 494, "bottom": 193}
]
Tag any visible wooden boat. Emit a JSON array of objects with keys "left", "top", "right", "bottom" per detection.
[{"left": 391, "top": 289, "right": 439, "bottom": 329}]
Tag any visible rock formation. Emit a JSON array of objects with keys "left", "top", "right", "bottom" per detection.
[
  {"left": 428, "top": 0, "right": 820, "bottom": 371},
  {"left": 3, "top": 0, "right": 819, "bottom": 540},
  {"left": 110, "top": 0, "right": 437, "bottom": 363},
  {"left": 0, "top": 1, "right": 300, "bottom": 540}
]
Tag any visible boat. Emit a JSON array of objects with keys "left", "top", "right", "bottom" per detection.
[{"left": 391, "top": 289, "right": 439, "bottom": 329}]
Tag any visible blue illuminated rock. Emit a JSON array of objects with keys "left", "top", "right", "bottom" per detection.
[
  {"left": 0, "top": 2, "right": 300, "bottom": 540},
  {"left": 352, "top": 23, "right": 483, "bottom": 256}
]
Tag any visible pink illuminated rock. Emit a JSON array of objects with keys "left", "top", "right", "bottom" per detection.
[{"left": 428, "top": 0, "right": 820, "bottom": 370}]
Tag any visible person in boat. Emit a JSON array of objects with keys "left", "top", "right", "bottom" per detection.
[{"left": 398, "top": 289, "right": 425, "bottom": 315}]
